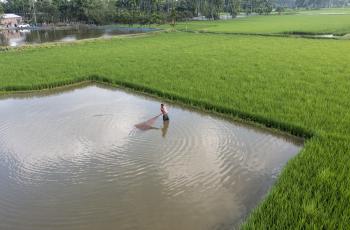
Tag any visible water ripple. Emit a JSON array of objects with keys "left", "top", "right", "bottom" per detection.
[{"left": 0, "top": 85, "right": 302, "bottom": 230}]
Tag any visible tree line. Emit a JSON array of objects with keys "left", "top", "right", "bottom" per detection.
[
  {"left": 0, "top": 0, "right": 280, "bottom": 25},
  {"left": 1, "top": 0, "right": 348, "bottom": 25},
  {"left": 278, "top": 0, "right": 348, "bottom": 8}
]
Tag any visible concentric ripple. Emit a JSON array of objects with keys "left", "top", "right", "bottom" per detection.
[{"left": 0, "top": 85, "right": 303, "bottom": 230}]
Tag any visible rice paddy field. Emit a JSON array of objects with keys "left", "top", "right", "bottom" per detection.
[
  {"left": 296, "top": 7, "right": 350, "bottom": 14},
  {"left": 169, "top": 9, "right": 350, "bottom": 35},
  {"left": 1, "top": 10, "right": 350, "bottom": 229}
]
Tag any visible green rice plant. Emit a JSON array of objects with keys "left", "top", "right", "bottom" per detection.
[
  {"left": 0, "top": 32, "right": 350, "bottom": 228},
  {"left": 166, "top": 13, "right": 350, "bottom": 36}
]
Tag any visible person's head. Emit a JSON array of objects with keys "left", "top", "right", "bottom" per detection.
[{"left": 161, "top": 103, "right": 164, "bottom": 107}]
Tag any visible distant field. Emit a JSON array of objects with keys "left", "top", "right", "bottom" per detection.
[
  {"left": 296, "top": 7, "right": 350, "bottom": 14},
  {"left": 169, "top": 11, "right": 350, "bottom": 35}
]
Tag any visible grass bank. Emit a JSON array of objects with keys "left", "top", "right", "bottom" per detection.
[{"left": 0, "top": 32, "right": 350, "bottom": 228}]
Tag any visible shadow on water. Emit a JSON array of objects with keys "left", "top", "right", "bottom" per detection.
[{"left": 0, "top": 84, "right": 303, "bottom": 230}]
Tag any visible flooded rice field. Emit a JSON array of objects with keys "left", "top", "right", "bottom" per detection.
[
  {"left": 0, "top": 26, "right": 154, "bottom": 47},
  {"left": 0, "top": 85, "right": 302, "bottom": 230}
]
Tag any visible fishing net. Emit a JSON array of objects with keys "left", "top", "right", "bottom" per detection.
[{"left": 135, "top": 115, "right": 160, "bottom": 130}]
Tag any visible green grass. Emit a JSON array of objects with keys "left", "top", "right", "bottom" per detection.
[
  {"left": 243, "top": 134, "right": 350, "bottom": 229},
  {"left": 169, "top": 13, "right": 350, "bottom": 35},
  {"left": 0, "top": 31, "right": 350, "bottom": 228}
]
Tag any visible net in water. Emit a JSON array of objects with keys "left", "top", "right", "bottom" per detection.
[{"left": 135, "top": 115, "right": 160, "bottom": 130}]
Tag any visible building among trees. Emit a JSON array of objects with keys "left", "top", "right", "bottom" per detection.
[{"left": 0, "top": 14, "right": 22, "bottom": 27}]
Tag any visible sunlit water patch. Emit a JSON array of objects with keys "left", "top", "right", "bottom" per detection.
[{"left": 0, "top": 85, "right": 302, "bottom": 230}]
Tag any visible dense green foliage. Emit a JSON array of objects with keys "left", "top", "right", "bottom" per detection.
[
  {"left": 0, "top": 0, "right": 245, "bottom": 25},
  {"left": 2, "top": 0, "right": 349, "bottom": 25},
  {"left": 170, "top": 12, "right": 350, "bottom": 35},
  {"left": 0, "top": 15, "right": 350, "bottom": 228},
  {"left": 0, "top": 0, "right": 277, "bottom": 25}
]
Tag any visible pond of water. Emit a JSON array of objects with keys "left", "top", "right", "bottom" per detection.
[
  {"left": 0, "top": 27, "right": 155, "bottom": 47},
  {"left": 0, "top": 84, "right": 302, "bottom": 230}
]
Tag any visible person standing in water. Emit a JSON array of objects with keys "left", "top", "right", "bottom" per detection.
[{"left": 160, "top": 104, "right": 169, "bottom": 121}]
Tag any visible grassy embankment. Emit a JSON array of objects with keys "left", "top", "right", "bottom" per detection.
[
  {"left": 1, "top": 14, "right": 350, "bottom": 228},
  {"left": 166, "top": 9, "right": 350, "bottom": 36}
]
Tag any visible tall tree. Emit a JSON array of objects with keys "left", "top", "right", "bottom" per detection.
[
  {"left": 0, "top": 3, "right": 4, "bottom": 15},
  {"left": 35, "top": 0, "right": 60, "bottom": 23}
]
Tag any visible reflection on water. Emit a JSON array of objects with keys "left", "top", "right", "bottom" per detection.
[
  {"left": 162, "top": 121, "right": 170, "bottom": 138},
  {"left": 0, "top": 27, "right": 154, "bottom": 47},
  {"left": 0, "top": 85, "right": 303, "bottom": 230}
]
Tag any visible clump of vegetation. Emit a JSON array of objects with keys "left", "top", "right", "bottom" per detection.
[{"left": 275, "top": 6, "right": 285, "bottom": 15}]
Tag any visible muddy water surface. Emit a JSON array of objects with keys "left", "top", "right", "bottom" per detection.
[
  {"left": 0, "top": 85, "right": 302, "bottom": 230},
  {"left": 0, "top": 27, "right": 154, "bottom": 47}
]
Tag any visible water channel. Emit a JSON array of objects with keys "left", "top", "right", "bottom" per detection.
[{"left": 0, "top": 26, "right": 154, "bottom": 47}]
